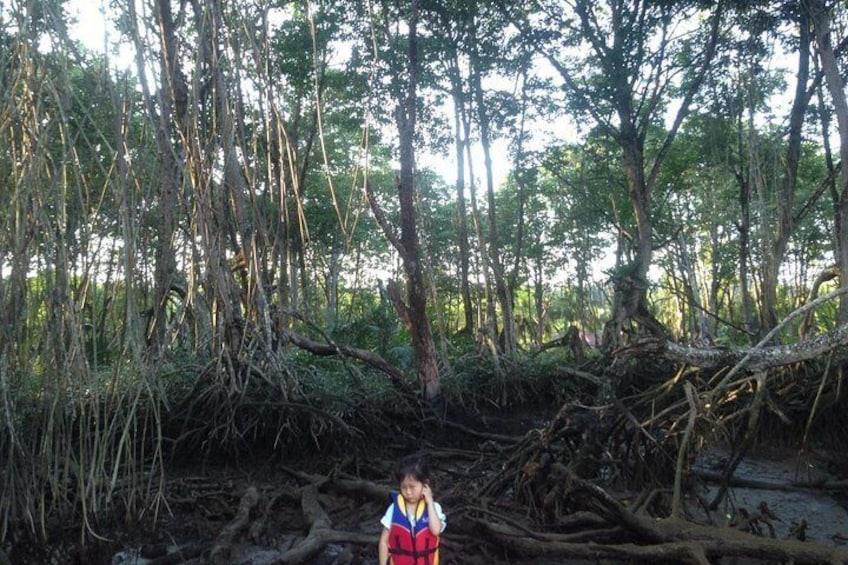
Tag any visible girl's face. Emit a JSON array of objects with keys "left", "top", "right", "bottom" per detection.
[{"left": 399, "top": 474, "right": 426, "bottom": 505}]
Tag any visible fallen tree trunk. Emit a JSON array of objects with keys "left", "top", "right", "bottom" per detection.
[
  {"left": 663, "top": 325, "right": 848, "bottom": 372},
  {"left": 650, "top": 287, "right": 848, "bottom": 372}
]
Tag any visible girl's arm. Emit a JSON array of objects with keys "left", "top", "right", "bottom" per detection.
[
  {"left": 378, "top": 527, "right": 390, "bottom": 564},
  {"left": 422, "top": 484, "right": 443, "bottom": 536}
]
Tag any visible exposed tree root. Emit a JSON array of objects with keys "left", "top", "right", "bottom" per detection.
[
  {"left": 93, "top": 389, "right": 848, "bottom": 565},
  {"left": 209, "top": 486, "right": 259, "bottom": 564},
  {"left": 477, "top": 322, "right": 848, "bottom": 563},
  {"left": 276, "top": 484, "right": 374, "bottom": 563},
  {"left": 248, "top": 485, "right": 301, "bottom": 542},
  {"left": 469, "top": 475, "right": 848, "bottom": 564},
  {"left": 78, "top": 320, "right": 848, "bottom": 565},
  {"left": 280, "top": 465, "right": 394, "bottom": 501},
  {"left": 274, "top": 453, "right": 848, "bottom": 564}
]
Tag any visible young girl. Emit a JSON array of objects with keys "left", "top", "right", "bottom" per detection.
[{"left": 378, "top": 454, "right": 446, "bottom": 565}]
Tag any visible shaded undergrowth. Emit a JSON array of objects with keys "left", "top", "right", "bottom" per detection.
[
  {"left": 0, "top": 347, "right": 585, "bottom": 556},
  {"left": 5, "top": 344, "right": 848, "bottom": 564}
]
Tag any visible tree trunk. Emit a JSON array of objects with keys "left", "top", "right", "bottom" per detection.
[
  {"left": 533, "top": 254, "right": 545, "bottom": 349},
  {"left": 144, "top": 0, "right": 183, "bottom": 359},
  {"left": 674, "top": 236, "right": 707, "bottom": 342},
  {"left": 508, "top": 72, "right": 531, "bottom": 334},
  {"left": 602, "top": 132, "right": 660, "bottom": 348},
  {"left": 707, "top": 207, "right": 724, "bottom": 340},
  {"left": 401, "top": 0, "right": 439, "bottom": 398},
  {"left": 369, "top": 0, "right": 440, "bottom": 399},
  {"left": 816, "top": 63, "right": 842, "bottom": 331},
  {"left": 811, "top": 0, "right": 848, "bottom": 324},
  {"left": 325, "top": 244, "right": 340, "bottom": 332},
  {"left": 461, "top": 87, "right": 496, "bottom": 351},
  {"left": 761, "top": 9, "right": 812, "bottom": 332},
  {"left": 737, "top": 99, "right": 759, "bottom": 343},
  {"left": 470, "top": 25, "right": 516, "bottom": 355},
  {"left": 449, "top": 55, "right": 475, "bottom": 336},
  {"left": 268, "top": 108, "right": 292, "bottom": 336}
]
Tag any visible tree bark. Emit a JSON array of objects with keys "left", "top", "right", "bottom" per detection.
[
  {"left": 462, "top": 80, "right": 496, "bottom": 354},
  {"left": 369, "top": 0, "right": 440, "bottom": 399},
  {"left": 811, "top": 0, "right": 848, "bottom": 324},
  {"left": 469, "top": 26, "right": 517, "bottom": 355},
  {"left": 647, "top": 312, "right": 848, "bottom": 373},
  {"left": 738, "top": 96, "right": 759, "bottom": 342},
  {"left": 448, "top": 54, "right": 475, "bottom": 336},
  {"left": 145, "top": 0, "right": 183, "bottom": 358},
  {"left": 761, "top": 9, "right": 812, "bottom": 332}
]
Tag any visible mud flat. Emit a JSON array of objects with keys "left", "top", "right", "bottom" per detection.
[{"left": 689, "top": 447, "right": 848, "bottom": 546}]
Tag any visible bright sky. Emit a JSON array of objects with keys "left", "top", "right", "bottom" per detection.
[
  {"left": 66, "top": 0, "right": 136, "bottom": 73},
  {"left": 65, "top": 0, "right": 512, "bottom": 189},
  {"left": 67, "top": 0, "right": 109, "bottom": 50}
]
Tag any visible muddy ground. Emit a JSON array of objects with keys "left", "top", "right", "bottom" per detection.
[
  {"left": 9, "top": 405, "right": 848, "bottom": 565},
  {"left": 690, "top": 445, "right": 848, "bottom": 545}
]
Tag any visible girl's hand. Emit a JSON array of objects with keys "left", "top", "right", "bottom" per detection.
[{"left": 422, "top": 484, "right": 434, "bottom": 504}]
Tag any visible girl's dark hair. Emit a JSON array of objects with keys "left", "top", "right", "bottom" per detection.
[{"left": 393, "top": 454, "right": 431, "bottom": 484}]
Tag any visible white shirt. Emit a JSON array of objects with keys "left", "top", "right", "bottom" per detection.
[{"left": 381, "top": 500, "right": 446, "bottom": 533}]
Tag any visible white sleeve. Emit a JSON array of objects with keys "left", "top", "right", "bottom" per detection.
[
  {"left": 380, "top": 505, "right": 393, "bottom": 529},
  {"left": 434, "top": 501, "right": 446, "bottom": 532}
]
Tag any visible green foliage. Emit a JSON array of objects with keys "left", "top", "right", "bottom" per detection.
[
  {"left": 442, "top": 349, "right": 587, "bottom": 410},
  {"left": 335, "top": 287, "right": 406, "bottom": 357}
]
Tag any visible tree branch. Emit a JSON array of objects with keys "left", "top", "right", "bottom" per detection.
[
  {"left": 282, "top": 329, "right": 405, "bottom": 382},
  {"left": 365, "top": 181, "right": 407, "bottom": 260}
]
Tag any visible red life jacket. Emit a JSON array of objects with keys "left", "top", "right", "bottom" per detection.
[{"left": 387, "top": 492, "right": 440, "bottom": 565}]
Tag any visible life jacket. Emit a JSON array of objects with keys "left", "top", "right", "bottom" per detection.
[{"left": 387, "top": 492, "right": 440, "bottom": 565}]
